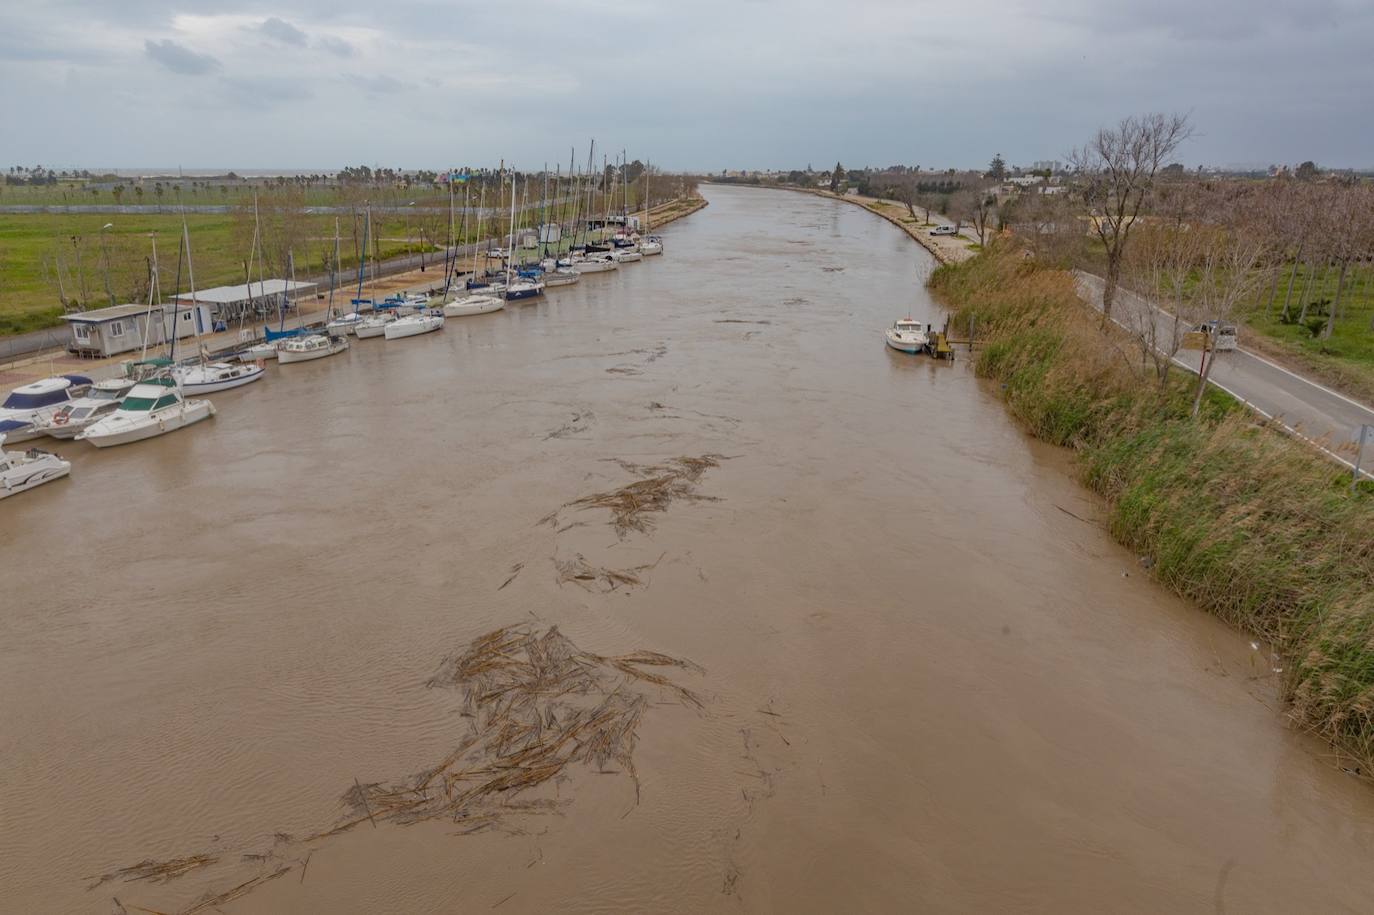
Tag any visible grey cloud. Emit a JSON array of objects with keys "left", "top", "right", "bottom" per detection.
[
  {"left": 259, "top": 17, "right": 307, "bottom": 46},
  {"left": 220, "top": 76, "right": 313, "bottom": 106},
  {"left": 317, "top": 35, "right": 353, "bottom": 57},
  {"left": 144, "top": 38, "right": 219, "bottom": 74},
  {"left": 349, "top": 74, "right": 404, "bottom": 94}
]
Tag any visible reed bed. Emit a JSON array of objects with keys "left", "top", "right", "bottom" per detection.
[{"left": 931, "top": 245, "right": 1374, "bottom": 770}]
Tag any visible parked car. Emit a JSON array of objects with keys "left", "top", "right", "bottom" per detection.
[
  {"left": 929, "top": 225, "right": 958, "bottom": 236},
  {"left": 1196, "top": 321, "right": 1239, "bottom": 351}
]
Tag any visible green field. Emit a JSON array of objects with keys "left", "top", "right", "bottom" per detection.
[
  {"left": 0, "top": 176, "right": 685, "bottom": 336},
  {"left": 1236, "top": 262, "right": 1374, "bottom": 402}
]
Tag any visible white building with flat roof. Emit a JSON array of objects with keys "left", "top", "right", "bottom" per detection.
[{"left": 63, "top": 302, "right": 214, "bottom": 357}]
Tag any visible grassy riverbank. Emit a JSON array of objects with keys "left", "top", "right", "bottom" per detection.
[
  {"left": 931, "top": 246, "right": 1374, "bottom": 769},
  {"left": 0, "top": 194, "right": 704, "bottom": 337}
]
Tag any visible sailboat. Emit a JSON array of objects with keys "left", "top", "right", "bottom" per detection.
[
  {"left": 278, "top": 252, "right": 350, "bottom": 364},
  {"left": 327, "top": 214, "right": 369, "bottom": 335},
  {"left": 638, "top": 161, "right": 663, "bottom": 256},
  {"left": 439, "top": 170, "right": 507, "bottom": 317},
  {"left": 501, "top": 170, "right": 544, "bottom": 302}
]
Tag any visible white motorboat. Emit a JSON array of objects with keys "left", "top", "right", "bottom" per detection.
[
  {"left": 174, "top": 361, "right": 265, "bottom": 395},
  {"left": 384, "top": 312, "right": 445, "bottom": 340},
  {"left": 571, "top": 254, "right": 619, "bottom": 274},
  {"left": 0, "top": 375, "right": 92, "bottom": 444},
  {"left": 638, "top": 235, "right": 663, "bottom": 256},
  {"left": 443, "top": 295, "right": 504, "bottom": 317},
  {"left": 241, "top": 342, "right": 279, "bottom": 361},
  {"left": 32, "top": 378, "right": 136, "bottom": 440},
  {"left": 0, "top": 434, "right": 71, "bottom": 500},
  {"left": 277, "top": 334, "right": 350, "bottom": 364},
  {"left": 885, "top": 319, "right": 930, "bottom": 354},
  {"left": 354, "top": 313, "right": 397, "bottom": 338},
  {"left": 76, "top": 377, "right": 215, "bottom": 447},
  {"left": 326, "top": 312, "right": 366, "bottom": 336},
  {"left": 612, "top": 248, "right": 642, "bottom": 263}
]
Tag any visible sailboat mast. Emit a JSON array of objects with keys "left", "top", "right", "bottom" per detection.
[
  {"left": 330, "top": 218, "right": 340, "bottom": 315},
  {"left": 141, "top": 235, "right": 160, "bottom": 360},
  {"left": 505, "top": 167, "right": 517, "bottom": 288},
  {"left": 179, "top": 212, "right": 202, "bottom": 363}
]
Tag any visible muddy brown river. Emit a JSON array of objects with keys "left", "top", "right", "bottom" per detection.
[{"left": 4, "top": 183, "right": 1374, "bottom": 913}]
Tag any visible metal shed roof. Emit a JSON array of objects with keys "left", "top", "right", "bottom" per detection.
[
  {"left": 170, "top": 279, "right": 317, "bottom": 304},
  {"left": 63, "top": 303, "right": 155, "bottom": 322}
]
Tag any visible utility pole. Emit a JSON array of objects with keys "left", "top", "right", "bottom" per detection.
[
  {"left": 1354, "top": 424, "right": 1372, "bottom": 492},
  {"left": 100, "top": 223, "right": 115, "bottom": 306}
]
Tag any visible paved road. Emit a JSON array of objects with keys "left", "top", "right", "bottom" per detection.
[{"left": 1075, "top": 272, "right": 1374, "bottom": 475}]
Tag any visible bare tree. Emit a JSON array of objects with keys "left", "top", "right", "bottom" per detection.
[
  {"left": 1068, "top": 112, "right": 1193, "bottom": 325},
  {"left": 1120, "top": 185, "right": 1204, "bottom": 388},
  {"left": 968, "top": 187, "right": 998, "bottom": 245},
  {"left": 1186, "top": 196, "right": 1270, "bottom": 417},
  {"left": 1322, "top": 182, "right": 1374, "bottom": 339}
]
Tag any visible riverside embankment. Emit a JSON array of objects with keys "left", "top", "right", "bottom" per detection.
[
  {"left": 6, "top": 185, "right": 1374, "bottom": 913},
  {"left": 0, "top": 195, "right": 707, "bottom": 370},
  {"left": 932, "top": 245, "right": 1374, "bottom": 772}
]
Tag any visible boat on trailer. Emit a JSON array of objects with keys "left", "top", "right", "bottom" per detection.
[{"left": 885, "top": 319, "right": 930, "bottom": 354}]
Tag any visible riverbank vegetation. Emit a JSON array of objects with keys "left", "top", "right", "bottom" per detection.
[{"left": 931, "top": 244, "right": 1374, "bottom": 769}]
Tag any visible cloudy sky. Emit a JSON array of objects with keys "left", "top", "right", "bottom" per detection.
[{"left": 5, "top": 0, "right": 1372, "bottom": 171}]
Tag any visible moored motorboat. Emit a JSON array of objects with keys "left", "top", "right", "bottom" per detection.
[
  {"left": 354, "top": 313, "right": 397, "bottom": 338},
  {"left": 277, "top": 334, "right": 350, "bottom": 364},
  {"left": 443, "top": 295, "right": 504, "bottom": 317},
  {"left": 32, "top": 377, "right": 136, "bottom": 440},
  {"left": 173, "top": 361, "right": 265, "bottom": 395},
  {"left": 884, "top": 318, "right": 929, "bottom": 354},
  {"left": 638, "top": 235, "right": 663, "bottom": 256},
  {"left": 612, "top": 247, "right": 642, "bottom": 263},
  {"left": 76, "top": 377, "right": 215, "bottom": 447},
  {"left": 384, "top": 312, "right": 445, "bottom": 339},
  {"left": 0, "top": 433, "right": 71, "bottom": 499},
  {"left": 0, "top": 375, "right": 93, "bottom": 444}
]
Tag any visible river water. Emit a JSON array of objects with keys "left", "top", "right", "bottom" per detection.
[{"left": 4, "top": 184, "right": 1373, "bottom": 913}]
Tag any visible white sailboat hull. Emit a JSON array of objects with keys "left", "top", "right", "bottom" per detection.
[
  {"left": 638, "top": 241, "right": 663, "bottom": 256},
  {"left": 443, "top": 296, "right": 504, "bottom": 317},
  {"left": 571, "top": 259, "right": 618, "bottom": 274},
  {"left": 278, "top": 337, "right": 350, "bottom": 364},
  {"left": 78, "top": 401, "right": 216, "bottom": 448},
  {"left": 613, "top": 249, "right": 642, "bottom": 263},
  {"left": 175, "top": 363, "right": 265, "bottom": 395},
  {"left": 543, "top": 271, "right": 580, "bottom": 287},
  {"left": 242, "top": 343, "right": 279, "bottom": 360},
  {"left": 384, "top": 314, "right": 445, "bottom": 339},
  {"left": 354, "top": 320, "right": 392, "bottom": 339}
]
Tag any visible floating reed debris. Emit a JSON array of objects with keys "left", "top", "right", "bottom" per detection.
[
  {"left": 95, "top": 624, "right": 705, "bottom": 913},
  {"left": 555, "top": 553, "right": 662, "bottom": 592},
  {"left": 87, "top": 855, "right": 218, "bottom": 889},
  {"left": 562, "top": 455, "right": 725, "bottom": 536}
]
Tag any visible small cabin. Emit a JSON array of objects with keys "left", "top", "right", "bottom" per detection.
[{"left": 63, "top": 303, "right": 212, "bottom": 358}]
